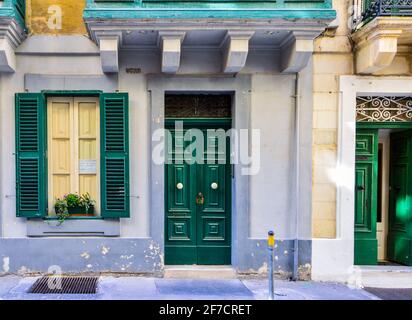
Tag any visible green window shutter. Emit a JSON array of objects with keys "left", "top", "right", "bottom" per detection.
[
  {"left": 100, "top": 93, "right": 130, "bottom": 218},
  {"left": 15, "top": 93, "right": 46, "bottom": 218}
]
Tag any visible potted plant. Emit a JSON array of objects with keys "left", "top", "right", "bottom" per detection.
[
  {"left": 54, "top": 197, "right": 69, "bottom": 224},
  {"left": 79, "top": 192, "right": 96, "bottom": 215},
  {"left": 54, "top": 193, "right": 96, "bottom": 217}
]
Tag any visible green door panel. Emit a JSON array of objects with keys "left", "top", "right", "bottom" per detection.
[
  {"left": 165, "top": 121, "right": 231, "bottom": 265},
  {"left": 355, "top": 129, "right": 378, "bottom": 265},
  {"left": 165, "top": 128, "right": 197, "bottom": 264},
  {"left": 388, "top": 130, "right": 412, "bottom": 266},
  {"left": 196, "top": 131, "right": 231, "bottom": 264}
]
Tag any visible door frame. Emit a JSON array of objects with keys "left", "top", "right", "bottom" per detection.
[
  {"left": 164, "top": 118, "right": 232, "bottom": 265},
  {"left": 147, "top": 76, "right": 252, "bottom": 271},
  {"left": 148, "top": 75, "right": 313, "bottom": 273},
  {"left": 314, "top": 76, "right": 412, "bottom": 280},
  {"left": 356, "top": 122, "right": 412, "bottom": 265}
]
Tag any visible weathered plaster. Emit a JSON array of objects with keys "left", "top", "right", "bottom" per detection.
[
  {"left": 0, "top": 238, "right": 162, "bottom": 274},
  {"left": 26, "top": 0, "right": 87, "bottom": 35}
]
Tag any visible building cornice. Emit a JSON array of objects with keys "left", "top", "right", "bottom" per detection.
[{"left": 0, "top": 17, "right": 26, "bottom": 72}]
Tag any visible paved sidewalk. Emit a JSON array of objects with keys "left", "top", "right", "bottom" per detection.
[{"left": 0, "top": 275, "right": 378, "bottom": 300}]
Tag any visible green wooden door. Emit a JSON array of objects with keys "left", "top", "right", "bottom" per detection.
[
  {"left": 388, "top": 130, "right": 412, "bottom": 266},
  {"left": 165, "top": 121, "right": 231, "bottom": 265},
  {"left": 355, "top": 129, "right": 378, "bottom": 265}
]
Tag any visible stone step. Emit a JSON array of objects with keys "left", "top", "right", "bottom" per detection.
[
  {"left": 164, "top": 265, "right": 237, "bottom": 279},
  {"left": 356, "top": 266, "right": 412, "bottom": 288}
]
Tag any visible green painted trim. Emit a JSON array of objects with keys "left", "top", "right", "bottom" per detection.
[
  {"left": 85, "top": 0, "right": 335, "bottom": 20},
  {"left": 84, "top": 8, "right": 336, "bottom": 20},
  {"left": 87, "top": 0, "right": 332, "bottom": 6},
  {"left": 41, "top": 216, "right": 104, "bottom": 220},
  {"left": 42, "top": 90, "right": 103, "bottom": 97},
  {"left": 357, "top": 122, "right": 412, "bottom": 129},
  {"left": 165, "top": 118, "right": 232, "bottom": 127}
]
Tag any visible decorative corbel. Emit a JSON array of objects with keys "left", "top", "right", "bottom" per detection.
[
  {"left": 222, "top": 31, "right": 254, "bottom": 74},
  {"left": 97, "top": 32, "right": 122, "bottom": 74},
  {"left": 158, "top": 31, "right": 186, "bottom": 74},
  {"left": 280, "top": 31, "right": 315, "bottom": 74}
]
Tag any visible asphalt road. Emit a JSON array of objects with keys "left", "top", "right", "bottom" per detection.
[{"left": 364, "top": 287, "right": 412, "bottom": 300}]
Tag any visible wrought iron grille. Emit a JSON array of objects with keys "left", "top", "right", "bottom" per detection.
[
  {"left": 165, "top": 94, "right": 232, "bottom": 119},
  {"left": 356, "top": 96, "right": 412, "bottom": 122},
  {"left": 360, "top": 0, "right": 412, "bottom": 25}
]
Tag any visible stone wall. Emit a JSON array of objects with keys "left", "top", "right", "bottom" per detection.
[{"left": 312, "top": 0, "right": 354, "bottom": 238}]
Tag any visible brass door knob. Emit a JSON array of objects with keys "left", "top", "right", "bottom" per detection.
[{"left": 196, "top": 192, "right": 205, "bottom": 205}]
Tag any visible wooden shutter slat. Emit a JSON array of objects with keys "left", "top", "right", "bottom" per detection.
[
  {"left": 100, "top": 93, "right": 130, "bottom": 218},
  {"left": 15, "top": 93, "right": 46, "bottom": 218}
]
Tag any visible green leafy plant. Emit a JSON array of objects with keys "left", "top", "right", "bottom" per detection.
[
  {"left": 53, "top": 193, "right": 96, "bottom": 222},
  {"left": 54, "top": 198, "right": 69, "bottom": 225},
  {"left": 64, "top": 193, "right": 81, "bottom": 208},
  {"left": 79, "top": 192, "right": 96, "bottom": 213}
]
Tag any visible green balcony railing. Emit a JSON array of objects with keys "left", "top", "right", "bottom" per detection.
[
  {"left": 84, "top": 0, "right": 336, "bottom": 21},
  {"left": 0, "top": 0, "right": 26, "bottom": 28},
  {"left": 360, "top": 0, "right": 412, "bottom": 24}
]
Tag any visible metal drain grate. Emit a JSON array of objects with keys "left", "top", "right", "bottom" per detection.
[{"left": 28, "top": 276, "right": 98, "bottom": 294}]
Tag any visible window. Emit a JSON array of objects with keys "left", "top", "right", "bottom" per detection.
[
  {"left": 15, "top": 92, "right": 130, "bottom": 219},
  {"left": 47, "top": 97, "right": 100, "bottom": 215}
]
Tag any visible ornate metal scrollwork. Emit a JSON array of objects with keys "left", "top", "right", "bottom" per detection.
[
  {"left": 361, "top": 0, "right": 412, "bottom": 24},
  {"left": 356, "top": 96, "right": 412, "bottom": 122},
  {"left": 165, "top": 94, "right": 232, "bottom": 118}
]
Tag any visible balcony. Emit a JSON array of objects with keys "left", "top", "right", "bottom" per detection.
[
  {"left": 84, "top": 0, "right": 335, "bottom": 21},
  {"left": 0, "top": 0, "right": 25, "bottom": 25},
  {"left": 0, "top": 0, "right": 26, "bottom": 72},
  {"left": 352, "top": 0, "right": 412, "bottom": 74},
  {"left": 84, "top": 0, "right": 336, "bottom": 74},
  {"left": 358, "top": 0, "right": 412, "bottom": 26}
]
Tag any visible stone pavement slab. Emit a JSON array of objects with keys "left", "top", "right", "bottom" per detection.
[
  {"left": 242, "top": 279, "right": 378, "bottom": 300},
  {"left": 0, "top": 275, "right": 379, "bottom": 300},
  {"left": 155, "top": 279, "right": 254, "bottom": 300}
]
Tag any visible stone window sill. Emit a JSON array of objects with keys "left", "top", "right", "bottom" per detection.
[{"left": 27, "top": 218, "right": 120, "bottom": 237}]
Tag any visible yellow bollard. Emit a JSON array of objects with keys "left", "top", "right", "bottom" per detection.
[{"left": 268, "top": 230, "right": 275, "bottom": 300}]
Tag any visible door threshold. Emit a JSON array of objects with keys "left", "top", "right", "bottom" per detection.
[
  {"left": 357, "top": 265, "right": 412, "bottom": 273},
  {"left": 164, "top": 265, "right": 237, "bottom": 279}
]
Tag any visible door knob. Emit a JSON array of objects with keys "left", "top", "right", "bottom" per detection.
[
  {"left": 196, "top": 192, "right": 205, "bottom": 205},
  {"left": 356, "top": 185, "right": 365, "bottom": 191},
  {"left": 211, "top": 182, "right": 218, "bottom": 190},
  {"left": 176, "top": 183, "right": 183, "bottom": 190}
]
